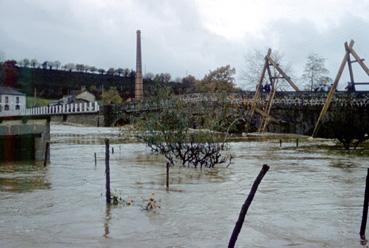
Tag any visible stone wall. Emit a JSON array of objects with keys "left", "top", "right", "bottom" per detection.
[
  {"left": 51, "top": 113, "right": 104, "bottom": 127},
  {"left": 0, "top": 118, "right": 50, "bottom": 161},
  {"left": 103, "top": 92, "right": 369, "bottom": 136}
]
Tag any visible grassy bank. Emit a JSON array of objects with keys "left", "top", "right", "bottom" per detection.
[{"left": 26, "top": 97, "right": 51, "bottom": 108}]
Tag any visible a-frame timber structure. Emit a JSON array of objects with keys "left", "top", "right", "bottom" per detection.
[
  {"left": 312, "top": 40, "right": 369, "bottom": 137},
  {"left": 247, "top": 48, "right": 300, "bottom": 132}
]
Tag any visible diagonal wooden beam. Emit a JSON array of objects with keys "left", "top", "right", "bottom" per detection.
[
  {"left": 255, "top": 49, "right": 272, "bottom": 96},
  {"left": 254, "top": 107, "right": 279, "bottom": 123},
  {"left": 268, "top": 57, "right": 300, "bottom": 91},
  {"left": 346, "top": 43, "right": 355, "bottom": 84},
  {"left": 248, "top": 49, "right": 271, "bottom": 120},
  {"left": 346, "top": 42, "right": 369, "bottom": 76},
  {"left": 312, "top": 40, "right": 354, "bottom": 137},
  {"left": 266, "top": 61, "right": 274, "bottom": 85},
  {"left": 258, "top": 80, "right": 278, "bottom": 132}
]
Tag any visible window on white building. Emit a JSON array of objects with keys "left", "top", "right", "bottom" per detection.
[
  {"left": 16, "top": 97, "right": 19, "bottom": 104},
  {"left": 5, "top": 96, "right": 8, "bottom": 104}
]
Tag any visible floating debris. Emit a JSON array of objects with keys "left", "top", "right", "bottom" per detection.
[{"left": 144, "top": 193, "right": 160, "bottom": 211}]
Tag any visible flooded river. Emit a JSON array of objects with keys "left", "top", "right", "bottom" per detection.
[{"left": 0, "top": 124, "right": 368, "bottom": 247}]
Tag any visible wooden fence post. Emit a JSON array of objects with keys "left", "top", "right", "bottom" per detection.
[
  {"left": 43, "top": 142, "right": 50, "bottom": 167},
  {"left": 360, "top": 168, "right": 369, "bottom": 245},
  {"left": 166, "top": 162, "right": 170, "bottom": 189},
  {"left": 228, "top": 164, "right": 270, "bottom": 248},
  {"left": 105, "top": 139, "right": 111, "bottom": 204}
]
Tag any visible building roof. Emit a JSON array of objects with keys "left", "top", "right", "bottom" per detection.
[{"left": 0, "top": 86, "right": 25, "bottom": 96}]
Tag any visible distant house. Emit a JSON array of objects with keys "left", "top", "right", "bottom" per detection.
[
  {"left": 51, "top": 87, "right": 96, "bottom": 105},
  {"left": 76, "top": 90, "right": 96, "bottom": 103},
  {"left": 0, "top": 86, "right": 26, "bottom": 113}
]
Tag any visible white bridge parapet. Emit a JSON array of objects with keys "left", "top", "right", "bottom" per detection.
[{"left": 0, "top": 101, "right": 100, "bottom": 117}]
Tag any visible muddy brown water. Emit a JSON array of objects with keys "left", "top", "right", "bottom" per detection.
[{"left": 0, "top": 124, "right": 368, "bottom": 247}]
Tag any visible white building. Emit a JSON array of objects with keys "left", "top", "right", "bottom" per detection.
[{"left": 0, "top": 86, "right": 26, "bottom": 113}]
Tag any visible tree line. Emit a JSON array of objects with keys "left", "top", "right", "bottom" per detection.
[
  {"left": 0, "top": 51, "right": 335, "bottom": 103},
  {"left": 14, "top": 58, "right": 137, "bottom": 77}
]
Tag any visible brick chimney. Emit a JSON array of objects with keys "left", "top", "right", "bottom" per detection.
[{"left": 135, "top": 30, "right": 143, "bottom": 100}]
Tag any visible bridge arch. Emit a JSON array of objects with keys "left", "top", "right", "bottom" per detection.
[{"left": 112, "top": 113, "right": 131, "bottom": 127}]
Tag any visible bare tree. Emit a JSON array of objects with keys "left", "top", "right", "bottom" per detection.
[
  {"left": 53, "top": 60, "right": 61, "bottom": 70},
  {"left": 115, "top": 68, "right": 124, "bottom": 76},
  {"left": 75, "top": 64, "right": 85, "bottom": 72},
  {"left": 106, "top": 67, "right": 115, "bottom": 75},
  {"left": 63, "top": 63, "right": 75, "bottom": 72},
  {"left": 302, "top": 53, "right": 330, "bottom": 91},
  {"left": 135, "top": 87, "right": 232, "bottom": 169},
  {"left": 89, "top": 66, "right": 97, "bottom": 73},
  {"left": 22, "top": 58, "right": 30, "bottom": 67},
  {"left": 41, "top": 61, "right": 48, "bottom": 69},
  {"left": 83, "top": 65, "right": 90, "bottom": 73},
  {"left": 123, "top": 68, "right": 130, "bottom": 77},
  {"left": 241, "top": 49, "right": 295, "bottom": 91},
  {"left": 30, "top": 59, "right": 39, "bottom": 68}
]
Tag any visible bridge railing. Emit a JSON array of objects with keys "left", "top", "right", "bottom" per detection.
[
  {"left": 0, "top": 101, "right": 100, "bottom": 117},
  {"left": 110, "top": 92, "right": 369, "bottom": 115}
]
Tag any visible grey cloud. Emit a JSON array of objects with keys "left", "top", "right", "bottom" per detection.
[
  {"left": 0, "top": 0, "right": 368, "bottom": 90},
  {"left": 264, "top": 16, "right": 369, "bottom": 89}
]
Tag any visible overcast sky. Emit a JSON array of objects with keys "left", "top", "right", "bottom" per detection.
[{"left": 0, "top": 0, "right": 368, "bottom": 89}]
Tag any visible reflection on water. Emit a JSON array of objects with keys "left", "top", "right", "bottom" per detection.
[
  {"left": 0, "top": 162, "right": 50, "bottom": 193},
  {"left": 0, "top": 124, "right": 368, "bottom": 248},
  {"left": 104, "top": 204, "right": 112, "bottom": 239}
]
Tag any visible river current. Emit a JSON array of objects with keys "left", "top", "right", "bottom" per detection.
[{"left": 0, "top": 124, "right": 367, "bottom": 247}]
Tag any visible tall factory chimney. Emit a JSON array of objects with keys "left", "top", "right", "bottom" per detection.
[{"left": 135, "top": 30, "right": 143, "bottom": 100}]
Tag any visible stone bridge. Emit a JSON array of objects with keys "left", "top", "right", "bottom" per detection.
[
  {"left": 103, "top": 91, "right": 369, "bottom": 136},
  {"left": 0, "top": 102, "right": 100, "bottom": 161}
]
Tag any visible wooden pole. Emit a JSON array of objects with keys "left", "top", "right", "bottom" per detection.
[
  {"left": 258, "top": 81, "right": 277, "bottom": 133},
  {"left": 360, "top": 168, "right": 369, "bottom": 245},
  {"left": 166, "top": 162, "right": 170, "bottom": 189},
  {"left": 43, "top": 142, "right": 49, "bottom": 167},
  {"left": 268, "top": 57, "right": 300, "bottom": 91},
  {"left": 228, "top": 164, "right": 270, "bottom": 248},
  {"left": 346, "top": 46, "right": 355, "bottom": 85},
  {"left": 248, "top": 49, "right": 271, "bottom": 121},
  {"left": 347, "top": 45, "right": 369, "bottom": 76},
  {"left": 105, "top": 139, "right": 111, "bottom": 204},
  {"left": 312, "top": 40, "right": 354, "bottom": 137}
]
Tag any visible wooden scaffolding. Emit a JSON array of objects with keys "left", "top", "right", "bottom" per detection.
[
  {"left": 312, "top": 40, "right": 369, "bottom": 137},
  {"left": 247, "top": 48, "right": 300, "bottom": 132}
]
